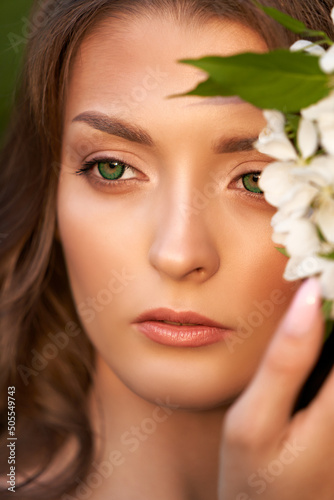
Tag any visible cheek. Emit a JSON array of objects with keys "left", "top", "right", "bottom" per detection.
[
  {"left": 218, "top": 210, "right": 299, "bottom": 373},
  {"left": 214, "top": 200, "right": 298, "bottom": 337},
  {"left": 56, "top": 173, "right": 142, "bottom": 317}
]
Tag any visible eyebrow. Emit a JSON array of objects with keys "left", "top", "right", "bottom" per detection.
[
  {"left": 212, "top": 137, "right": 257, "bottom": 154},
  {"left": 72, "top": 111, "right": 257, "bottom": 154},
  {"left": 73, "top": 111, "right": 154, "bottom": 147}
]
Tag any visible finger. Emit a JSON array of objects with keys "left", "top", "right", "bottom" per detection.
[{"left": 226, "top": 278, "right": 324, "bottom": 445}]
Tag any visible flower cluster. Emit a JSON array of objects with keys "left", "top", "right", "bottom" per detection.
[
  {"left": 179, "top": 3, "right": 334, "bottom": 330},
  {"left": 255, "top": 29, "right": 334, "bottom": 321}
]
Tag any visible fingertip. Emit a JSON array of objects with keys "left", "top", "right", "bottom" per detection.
[{"left": 281, "top": 278, "right": 322, "bottom": 338}]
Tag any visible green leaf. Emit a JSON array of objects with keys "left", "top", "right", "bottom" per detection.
[
  {"left": 316, "top": 225, "right": 327, "bottom": 242},
  {"left": 322, "top": 299, "right": 333, "bottom": 319},
  {"left": 172, "top": 50, "right": 330, "bottom": 113},
  {"left": 254, "top": 1, "right": 331, "bottom": 43},
  {"left": 322, "top": 300, "right": 334, "bottom": 341},
  {"left": 285, "top": 113, "right": 300, "bottom": 147},
  {"left": 254, "top": 2, "right": 307, "bottom": 34},
  {"left": 171, "top": 78, "right": 226, "bottom": 97},
  {"left": 319, "top": 251, "right": 334, "bottom": 260},
  {"left": 285, "top": 114, "right": 300, "bottom": 137},
  {"left": 324, "top": 319, "right": 334, "bottom": 341},
  {"left": 275, "top": 247, "right": 290, "bottom": 257}
]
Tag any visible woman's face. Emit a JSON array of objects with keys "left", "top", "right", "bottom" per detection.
[{"left": 57, "top": 13, "right": 297, "bottom": 409}]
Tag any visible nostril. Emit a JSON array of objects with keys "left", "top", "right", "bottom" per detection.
[
  {"left": 179, "top": 266, "right": 204, "bottom": 279},
  {"left": 148, "top": 228, "right": 220, "bottom": 281}
]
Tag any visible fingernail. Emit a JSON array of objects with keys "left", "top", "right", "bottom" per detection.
[{"left": 283, "top": 278, "right": 321, "bottom": 337}]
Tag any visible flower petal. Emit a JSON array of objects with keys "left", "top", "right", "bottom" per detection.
[
  {"left": 272, "top": 215, "right": 295, "bottom": 234},
  {"left": 318, "top": 113, "right": 334, "bottom": 155},
  {"left": 278, "top": 184, "right": 317, "bottom": 217},
  {"left": 272, "top": 232, "right": 287, "bottom": 245},
  {"left": 284, "top": 255, "right": 322, "bottom": 280},
  {"left": 320, "top": 44, "right": 334, "bottom": 73},
  {"left": 320, "top": 129, "right": 334, "bottom": 156},
  {"left": 297, "top": 118, "right": 318, "bottom": 159},
  {"left": 271, "top": 208, "right": 300, "bottom": 226},
  {"left": 298, "top": 156, "right": 334, "bottom": 186},
  {"left": 263, "top": 110, "right": 286, "bottom": 133},
  {"left": 259, "top": 162, "right": 299, "bottom": 206},
  {"left": 290, "top": 39, "right": 325, "bottom": 56},
  {"left": 301, "top": 92, "right": 334, "bottom": 121},
  {"left": 315, "top": 200, "right": 334, "bottom": 244},
  {"left": 319, "top": 259, "right": 334, "bottom": 299},
  {"left": 255, "top": 134, "right": 298, "bottom": 161},
  {"left": 285, "top": 219, "right": 321, "bottom": 256}
]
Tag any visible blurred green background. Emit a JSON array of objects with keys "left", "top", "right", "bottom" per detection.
[{"left": 0, "top": 1, "right": 34, "bottom": 145}]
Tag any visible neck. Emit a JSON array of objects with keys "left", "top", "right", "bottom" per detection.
[{"left": 84, "top": 354, "right": 230, "bottom": 500}]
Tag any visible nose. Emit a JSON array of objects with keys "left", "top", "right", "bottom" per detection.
[{"left": 148, "top": 184, "right": 220, "bottom": 283}]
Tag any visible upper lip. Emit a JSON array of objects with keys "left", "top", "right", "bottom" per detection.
[{"left": 133, "top": 307, "right": 226, "bottom": 328}]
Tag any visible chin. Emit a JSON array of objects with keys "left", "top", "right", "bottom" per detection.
[{"left": 120, "top": 366, "right": 248, "bottom": 411}]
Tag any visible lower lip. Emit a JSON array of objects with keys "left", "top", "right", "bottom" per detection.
[{"left": 133, "top": 321, "right": 230, "bottom": 347}]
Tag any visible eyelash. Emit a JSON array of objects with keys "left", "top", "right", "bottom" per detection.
[
  {"left": 75, "top": 156, "right": 264, "bottom": 198},
  {"left": 75, "top": 156, "right": 141, "bottom": 188}
]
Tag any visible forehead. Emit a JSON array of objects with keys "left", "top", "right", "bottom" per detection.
[{"left": 64, "top": 14, "right": 267, "bottom": 123}]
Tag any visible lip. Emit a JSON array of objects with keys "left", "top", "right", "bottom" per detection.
[{"left": 132, "top": 308, "right": 232, "bottom": 347}]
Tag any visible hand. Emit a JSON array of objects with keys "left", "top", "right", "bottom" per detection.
[{"left": 218, "top": 278, "right": 334, "bottom": 500}]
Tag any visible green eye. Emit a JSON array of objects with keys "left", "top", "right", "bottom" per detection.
[
  {"left": 98, "top": 161, "right": 126, "bottom": 180},
  {"left": 242, "top": 172, "right": 263, "bottom": 194}
]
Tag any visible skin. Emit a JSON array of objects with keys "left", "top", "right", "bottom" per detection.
[{"left": 56, "top": 12, "right": 333, "bottom": 500}]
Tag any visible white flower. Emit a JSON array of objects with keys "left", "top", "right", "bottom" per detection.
[
  {"left": 301, "top": 92, "right": 334, "bottom": 155},
  {"left": 284, "top": 255, "right": 334, "bottom": 301},
  {"left": 284, "top": 254, "right": 323, "bottom": 281},
  {"left": 254, "top": 110, "right": 298, "bottom": 161},
  {"left": 292, "top": 156, "right": 334, "bottom": 243},
  {"left": 260, "top": 155, "right": 334, "bottom": 306},
  {"left": 259, "top": 162, "right": 302, "bottom": 206},
  {"left": 290, "top": 39, "right": 326, "bottom": 56},
  {"left": 284, "top": 219, "right": 321, "bottom": 256},
  {"left": 317, "top": 113, "right": 334, "bottom": 155},
  {"left": 255, "top": 110, "right": 318, "bottom": 162},
  {"left": 271, "top": 217, "right": 320, "bottom": 254},
  {"left": 254, "top": 45, "right": 334, "bottom": 316},
  {"left": 270, "top": 210, "right": 299, "bottom": 246},
  {"left": 297, "top": 118, "right": 318, "bottom": 159},
  {"left": 255, "top": 133, "right": 296, "bottom": 161},
  {"left": 259, "top": 163, "right": 319, "bottom": 255},
  {"left": 272, "top": 181, "right": 318, "bottom": 218},
  {"left": 290, "top": 34, "right": 334, "bottom": 74},
  {"left": 320, "top": 260, "right": 334, "bottom": 300},
  {"left": 263, "top": 110, "right": 286, "bottom": 132},
  {"left": 320, "top": 44, "right": 334, "bottom": 74},
  {"left": 258, "top": 137, "right": 318, "bottom": 212},
  {"left": 301, "top": 92, "right": 334, "bottom": 121}
]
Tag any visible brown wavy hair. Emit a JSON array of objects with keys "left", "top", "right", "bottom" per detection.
[{"left": 1, "top": 0, "right": 334, "bottom": 497}]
